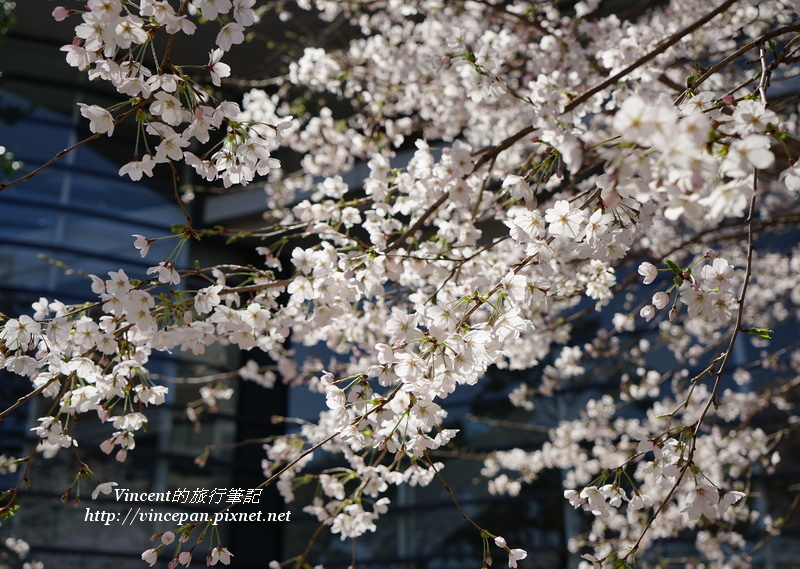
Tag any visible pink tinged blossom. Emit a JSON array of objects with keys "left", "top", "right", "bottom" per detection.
[
  {"left": 154, "top": 134, "right": 190, "bottom": 163},
  {"left": 134, "top": 384, "right": 169, "bottom": 406},
  {"left": 114, "top": 15, "right": 147, "bottom": 48},
  {"left": 629, "top": 492, "right": 654, "bottom": 511},
  {"left": 148, "top": 73, "right": 181, "bottom": 93},
  {"left": 52, "top": 6, "right": 72, "bottom": 21},
  {"left": 0, "top": 315, "right": 40, "bottom": 351},
  {"left": 638, "top": 262, "right": 658, "bottom": 285},
  {"left": 147, "top": 262, "right": 181, "bottom": 285},
  {"left": 213, "top": 100, "right": 241, "bottom": 121},
  {"left": 87, "top": 0, "right": 122, "bottom": 18},
  {"left": 194, "top": 0, "right": 232, "bottom": 20},
  {"left": 184, "top": 152, "right": 218, "bottom": 180},
  {"left": 544, "top": 199, "right": 583, "bottom": 238},
  {"left": 680, "top": 287, "right": 709, "bottom": 318},
  {"left": 701, "top": 257, "right": 733, "bottom": 289},
  {"left": 61, "top": 44, "right": 94, "bottom": 69},
  {"left": 652, "top": 291, "right": 670, "bottom": 309},
  {"left": 500, "top": 274, "right": 528, "bottom": 303},
  {"left": 105, "top": 269, "right": 131, "bottom": 295},
  {"left": 119, "top": 155, "right": 155, "bottom": 181},
  {"left": 207, "top": 48, "right": 231, "bottom": 86},
  {"left": 731, "top": 99, "right": 778, "bottom": 135},
  {"left": 682, "top": 483, "right": 719, "bottom": 521},
  {"left": 143, "top": 1, "right": 194, "bottom": 34},
  {"left": 31, "top": 297, "right": 50, "bottom": 320},
  {"left": 579, "top": 486, "right": 613, "bottom": 518},
  {"left": 494, "top": 536, "right": 507, "bottom": 548},
  {"left": 78, "top": 103, "right": 115, "bottom": 136},
  {"left": 150, "top": 91, "right": 185, "bottom": 126},
  {"left": 75, "top": 13, "right": 106, "bottom": 51},
  {"left": 132, "top": 234, "right": 152, "bottom": 257},
  {"left": 719, "top": 490, "right": 746, "bottom": 511},
  {"left": 600, "top": 483, "right": 626, "bottom": 507},
  {"left": 184, "top": 107, "right": 218, "bottom": 144},
  {"left": 613, "top": 95, "right": 656, "bottom": 143},
  {"left": 220, "top": 161, "right": 255, "bottom": 188},
  {"left": 707, "top": 291, "right": 736, "bottom": 322},
  {"left": 178, "top": 551, "right": 192, "bottom": 567},
  {"left": 142, "top": 548, "right": 158, "bottom": 567},
  {"left": 112, "top": 412, "right": 147, "bottom": 431},
  {"left": 730, "top": 135, "right": 774, "bottom": 170},
  {"left": 502, "top": 174, "right": 533, "bottom": 203},
  {"left": 507, "top": 209, "right": 544, "bottom": 243},
  {"left": 581, "top": 553, "right": 602, "bottom": 566},
  {"left": 507, "top": 548, "right": 527, "bottom": 568},
  {"left": 386, "top": 310, "right": 418, "bottom": 343},
  {"left": 91, "top": 481, "right": 118, "bottom": 500},
  {"left": 287, "top": 276, "right": 315, "bottom": 301},
  {"left": 701, "top": 180, "right": 751, "bottom": 221},
  {"left": 195, "top": 285, "right": 223, "bottom": 314},
  {"left": 233, "top": 0, "right": 257, "bottom": 25},
  {"left": 781, "top": 162, "right": 800, "bottom": 192},
  {"left": 216, "top": 23, "right": 245, "bottom": 52}
]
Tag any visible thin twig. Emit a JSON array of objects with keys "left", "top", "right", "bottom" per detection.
[
  {"left": 0, "top": 377, "right": 60, "bottom": 422},
  {"left": 674, "top": 23, "right": 800, "bottom": 105},
  {"left": 422, "top": 450, "right": 485, "bottom": 533},
  {"left": 471, "top": 0, "right": 739, "bottom": 171}
]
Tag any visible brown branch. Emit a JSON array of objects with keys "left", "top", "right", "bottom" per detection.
[
  {"left": 383, "top": 192, "right": 450, "bottom": 254},
  {"left": 422, "top": 450, "right": 485, "bottom": 533},
  {"left": 675, "top": 22, "right": 800, "bottom": 105},
  {"left": 565, "top": 0, "right": 738, "bottom": 113},
  {"left": 622, "top": 169, "right": 761, "bottom": 563},
  {"left": 471, "top": 0, "right": 739, "bottom": 172},
  {"left": 0, "top": 102, "right": 148, "bottom": 193},
  {"left": 0, "top": 377, "right": 60, "bottom": 422}
]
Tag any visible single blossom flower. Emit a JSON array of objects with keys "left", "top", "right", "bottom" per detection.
[
  {"left": 638, "top": 262, "right": 658, "bottom": 285},
  {"left": 132, "top": 234, "right": 152, "bottom": 257},
  {"left": 91, "top": 481, "right": 118, "bottom": 500},
  {"left": 207, "top": 48, "right": 231, "bottom": 87},
  {"left": 508, "top": 548, "right": 527, "bottom": 568},
  {"left": 141, "top": 548, "right": 158, "bottom": 567},
  {"left": 209, "top": 546, "right": 233, "bottom": 566},
  {"left": 78, "top": 103, "right": 115, "bottom": 136}
]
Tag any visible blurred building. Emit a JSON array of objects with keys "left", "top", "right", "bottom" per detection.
[
  {"left": 2, "top": 3, "right": 798, "bottom": 569},
  {"left": 0, "top": 4, "right": 285, "bottom": 568}
]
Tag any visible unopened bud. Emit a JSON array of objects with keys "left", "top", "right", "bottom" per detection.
[{"left": 52, "top": 7, "right": 72, "bottom": 21}]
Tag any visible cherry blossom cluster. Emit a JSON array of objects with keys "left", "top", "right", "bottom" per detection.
[
  {"left": 2, "top": 0, "right": 800, "bottom": 568},
  {"left": 57, "top": 0, "right": 291, "bottom": 189}
]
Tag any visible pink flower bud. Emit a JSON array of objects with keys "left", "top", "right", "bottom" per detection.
[
  {"left": 638, "top": 262, "right": 658, "bottom": 285},
  {"left": 52, "top": 7, "right": 71, "bottom": 21},
  {"left": 652, "top": 291, "right": 670, "bottom": 309}
]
